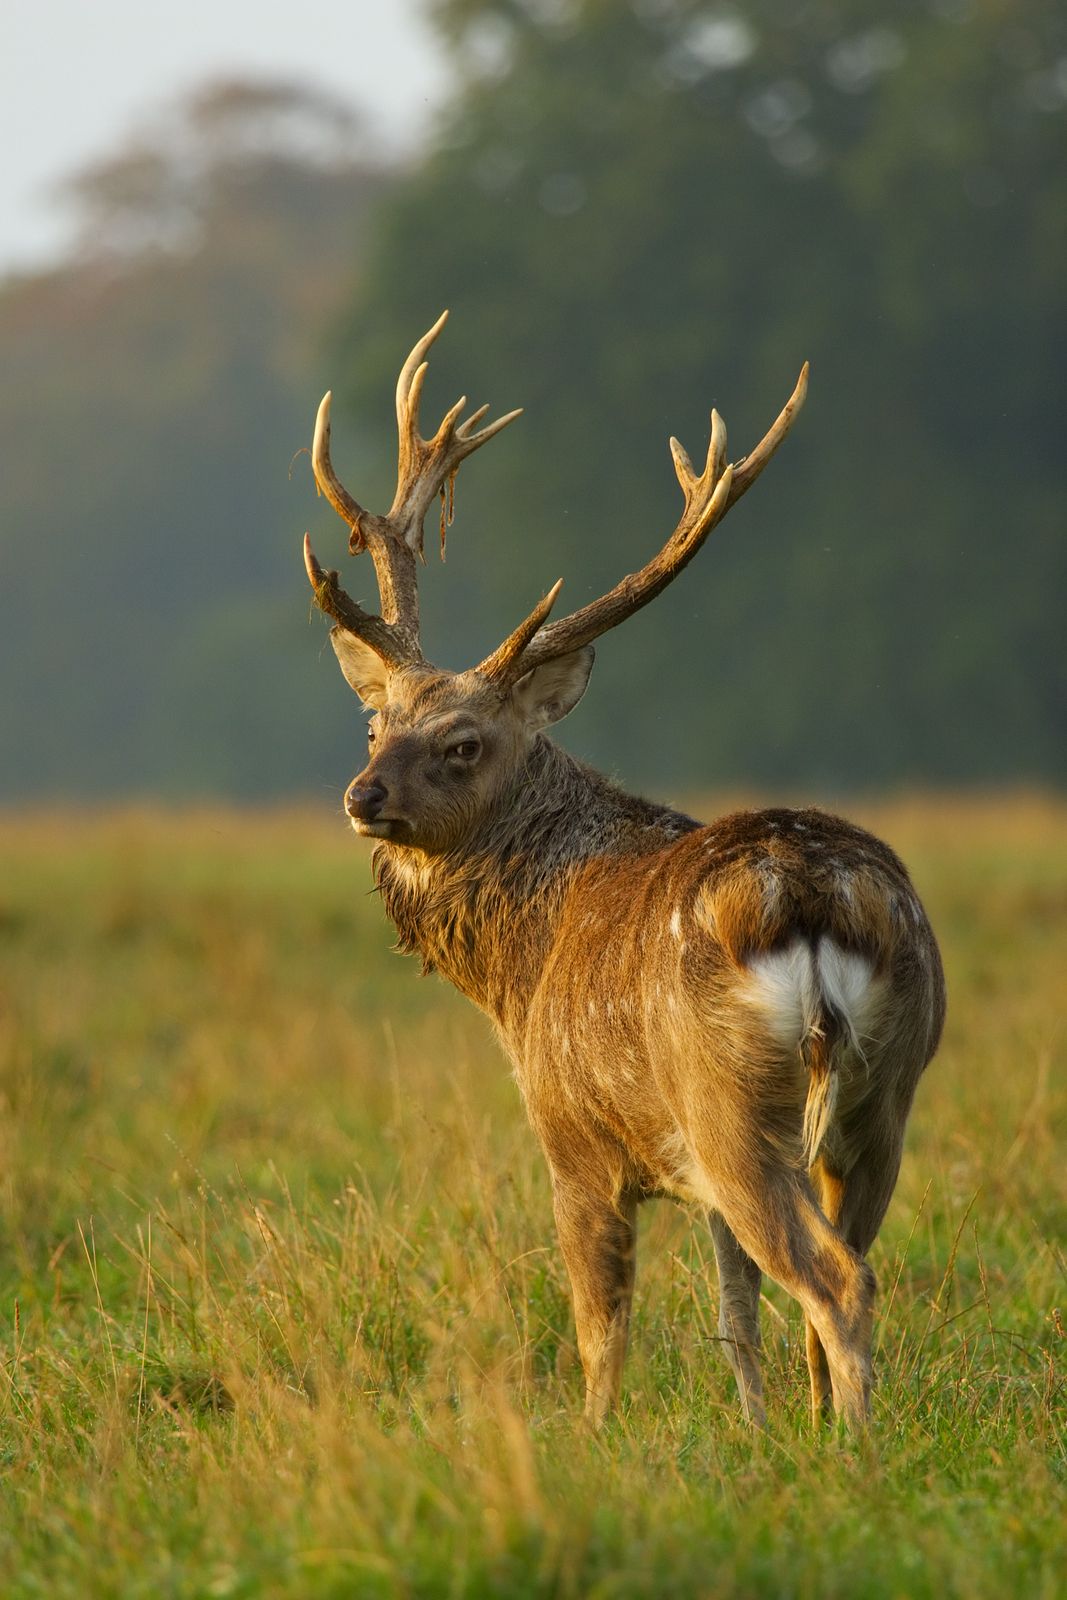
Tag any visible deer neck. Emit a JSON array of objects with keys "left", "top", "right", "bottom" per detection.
[{"left": 371, "top": 737, "right": 697, "bottom": 1035}]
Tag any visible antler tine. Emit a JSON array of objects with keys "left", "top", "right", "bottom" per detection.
[
  {"left": 475, "top": 580, "right": 565, "bottom": 686},
  {"left": 477, "top": 366, "right": 807, "bottom": 688},
  {"left": 302, "top": 534, "right": 412, "bottom": 668},
  {"left": 390, "top": 309, "right": 523, "bottom": 559},
  {"left": 308, "top": 383, "right": 424, "bottom": 659},
  {"left": 305, "top": 313, "right": 524, "bottom": 668},
  {"left": 726, "top": 361, "right": 809, "bottom": 507},
  {"left": 671, "top": 406, "right": 728, "bottom": 516},
  {"left": 395, "top": 309, "right": 449, "bottom": 433},
  {"left": 312, "top": 390, "right": 369, "bottom": 548}
]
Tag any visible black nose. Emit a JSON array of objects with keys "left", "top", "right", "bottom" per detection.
[{"left": 345, "top": 780, "right": 387, "bottom": 821}]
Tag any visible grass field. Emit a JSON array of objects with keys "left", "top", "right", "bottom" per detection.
[{"left": 1, "top": 798, "right": 1064, "bottom": 1598}]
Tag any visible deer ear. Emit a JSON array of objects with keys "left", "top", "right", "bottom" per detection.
[
  {"left": 329, "top": 629, "right": 392, "bottom": 710},
  {"left": 512, "top": 646, "right": 594, "bottom": 731}
]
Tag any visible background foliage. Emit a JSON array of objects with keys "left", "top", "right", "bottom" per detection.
[
  {"left": 0, "top": 2, "right": 1064, "bottom": 798},
  {"left": 0, "top": 83, "right": 383, "bottom": 799}
]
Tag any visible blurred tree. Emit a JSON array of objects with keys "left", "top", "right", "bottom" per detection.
[
  {"left": 0, "top": 81, "right": 385, "bottom": 799},
  {"left": 53, "top": 78, "right": 366, "bottom": 258},
  {"left": 332, "top": 0, "right": 1067, "bottom": 791},
  {"left": 1, "top": 14, "right": 1064, "bottom": 802}
]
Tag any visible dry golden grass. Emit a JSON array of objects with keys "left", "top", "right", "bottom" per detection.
[{"left": 0, "top": 797, "right": 1064, "bottom": 1597}]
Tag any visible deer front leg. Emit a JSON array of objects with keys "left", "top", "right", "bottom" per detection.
[
  {"left": 551, "top": 1177, "right": 638, "bottom": 1428},
  {"left": 709, "top": 1212, "right": 766, "bottom": 1427}
]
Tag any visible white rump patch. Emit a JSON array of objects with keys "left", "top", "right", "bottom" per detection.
[
  {"left": 816, "top": 941, "right": 884, "bottom": 1058},
  {"left": 745, "top": 939, "right": 819, "bottom": 1048},
  {"left": 744, "top": 937, "right": 882, "bottom": 1056},
  {"left": 745, "top": 938, "right": 885, "bottom": 1165}
]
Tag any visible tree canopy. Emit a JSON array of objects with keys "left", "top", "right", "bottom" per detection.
[
  {"left": 0, "top": 82, "right": 385, "bottom": 798},
  {"left": 332, "top": 0, "right": 1066, "bottom": 791},
  {"left": 0, "top": 6, "right": 1063, "bottom": 801}
]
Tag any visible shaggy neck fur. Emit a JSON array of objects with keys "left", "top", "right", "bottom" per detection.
[{"left": 373, "top": 735, "right": 697, "bottom": 1035}]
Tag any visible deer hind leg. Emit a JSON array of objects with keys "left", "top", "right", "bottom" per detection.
[
  {"left": 709, "top": 1213, "right": 766, "bottom": 1426},
  {"left": 805, "top": 1123, "right": 907, "bottom": 1423},
  {"left": 701, "top": 1160, "right": 876, "bottom": 1429},
  {"left": 805, "top": 1158, "right": 846, "bottom": 1422},
  {"left": 551, "top": 1179, "right": 638, "bottom": 1428},
  {"left": 769, "top": 1180, "right": 876, "bottom": 1429}
]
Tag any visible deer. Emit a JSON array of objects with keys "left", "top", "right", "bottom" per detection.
[{"left": 302, "top": 312, "right": 945, "bottom": 1432}]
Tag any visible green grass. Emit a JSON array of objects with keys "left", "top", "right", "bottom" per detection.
[{"left": 1, "top": 799, "right": 1064, "bottom": 1598}]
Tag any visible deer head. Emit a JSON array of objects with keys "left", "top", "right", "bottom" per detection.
[{"left": 303, "top": 312, "right": 807, "bottom": 853}]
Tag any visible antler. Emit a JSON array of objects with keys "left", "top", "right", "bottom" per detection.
[
  {"left": 477, "top": 363, "right": 809, "bottom": 688},
  {"left": 304, "top": 310, "right": 523, "bottom": 666}
]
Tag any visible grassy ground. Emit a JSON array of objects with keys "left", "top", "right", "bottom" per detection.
[{"left": 0, "top": 798, "right": 1064, "bottom": 1598}]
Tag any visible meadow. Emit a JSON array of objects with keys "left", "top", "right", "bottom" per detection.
[{"left": 0, "top": 797, "right": 1064, "bottom": 1598}]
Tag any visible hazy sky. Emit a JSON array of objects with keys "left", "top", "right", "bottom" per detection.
[{"left": 4, "top": 0, "right": 451, "bottom": 273}]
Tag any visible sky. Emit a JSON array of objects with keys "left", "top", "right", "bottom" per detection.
[{"left": 4, "top": 0, "right": 451, "bottom": 274}]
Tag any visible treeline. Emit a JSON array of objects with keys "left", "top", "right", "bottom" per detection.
[
  {"left": 333, "top": 0, "right": 1067, "bottom": 791},
  {"left": 0, "top": 83, "right": 387, "bottom": 798},
  {"left": 1, "top": 6, "right": 1064, "bottom": 800}
]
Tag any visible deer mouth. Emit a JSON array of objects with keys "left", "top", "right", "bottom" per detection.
[{"left": 351, "top": 817, "right": 404, "bottom": 840}]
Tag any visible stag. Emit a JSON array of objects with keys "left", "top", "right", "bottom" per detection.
[{"left": 302, "top": 313, "right": 944, "bottom": 1430}]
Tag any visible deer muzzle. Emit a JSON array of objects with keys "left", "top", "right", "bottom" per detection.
[{"left": 345, "top": 779, "right": 389, "bottom": 830}]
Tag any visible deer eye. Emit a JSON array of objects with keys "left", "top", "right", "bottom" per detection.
[
  {"left": 367, "top": 725, "right": 377, "bottom": 748},
  {"left": 449, "top": 738, "right": 481, "bottom": 763}
]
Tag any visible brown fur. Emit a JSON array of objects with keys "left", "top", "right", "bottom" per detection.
[
  {"left": 327, "top": 665, "right": 945, "bottom": 1431},
  {"left": 303, "top": 325, "right": 936, "bottom": 1429}
]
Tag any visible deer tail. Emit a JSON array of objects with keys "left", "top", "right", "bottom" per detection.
[
  {"left": 800, "top": 1001, "right": 843, "bottom": 1169},
  {"left": 800, "top": 939, "right": 881, "bottom": 1167}
]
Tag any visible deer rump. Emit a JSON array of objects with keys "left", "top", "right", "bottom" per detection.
[{"left": 522, "top": 808, "right": 919, "bottom": 1207}]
